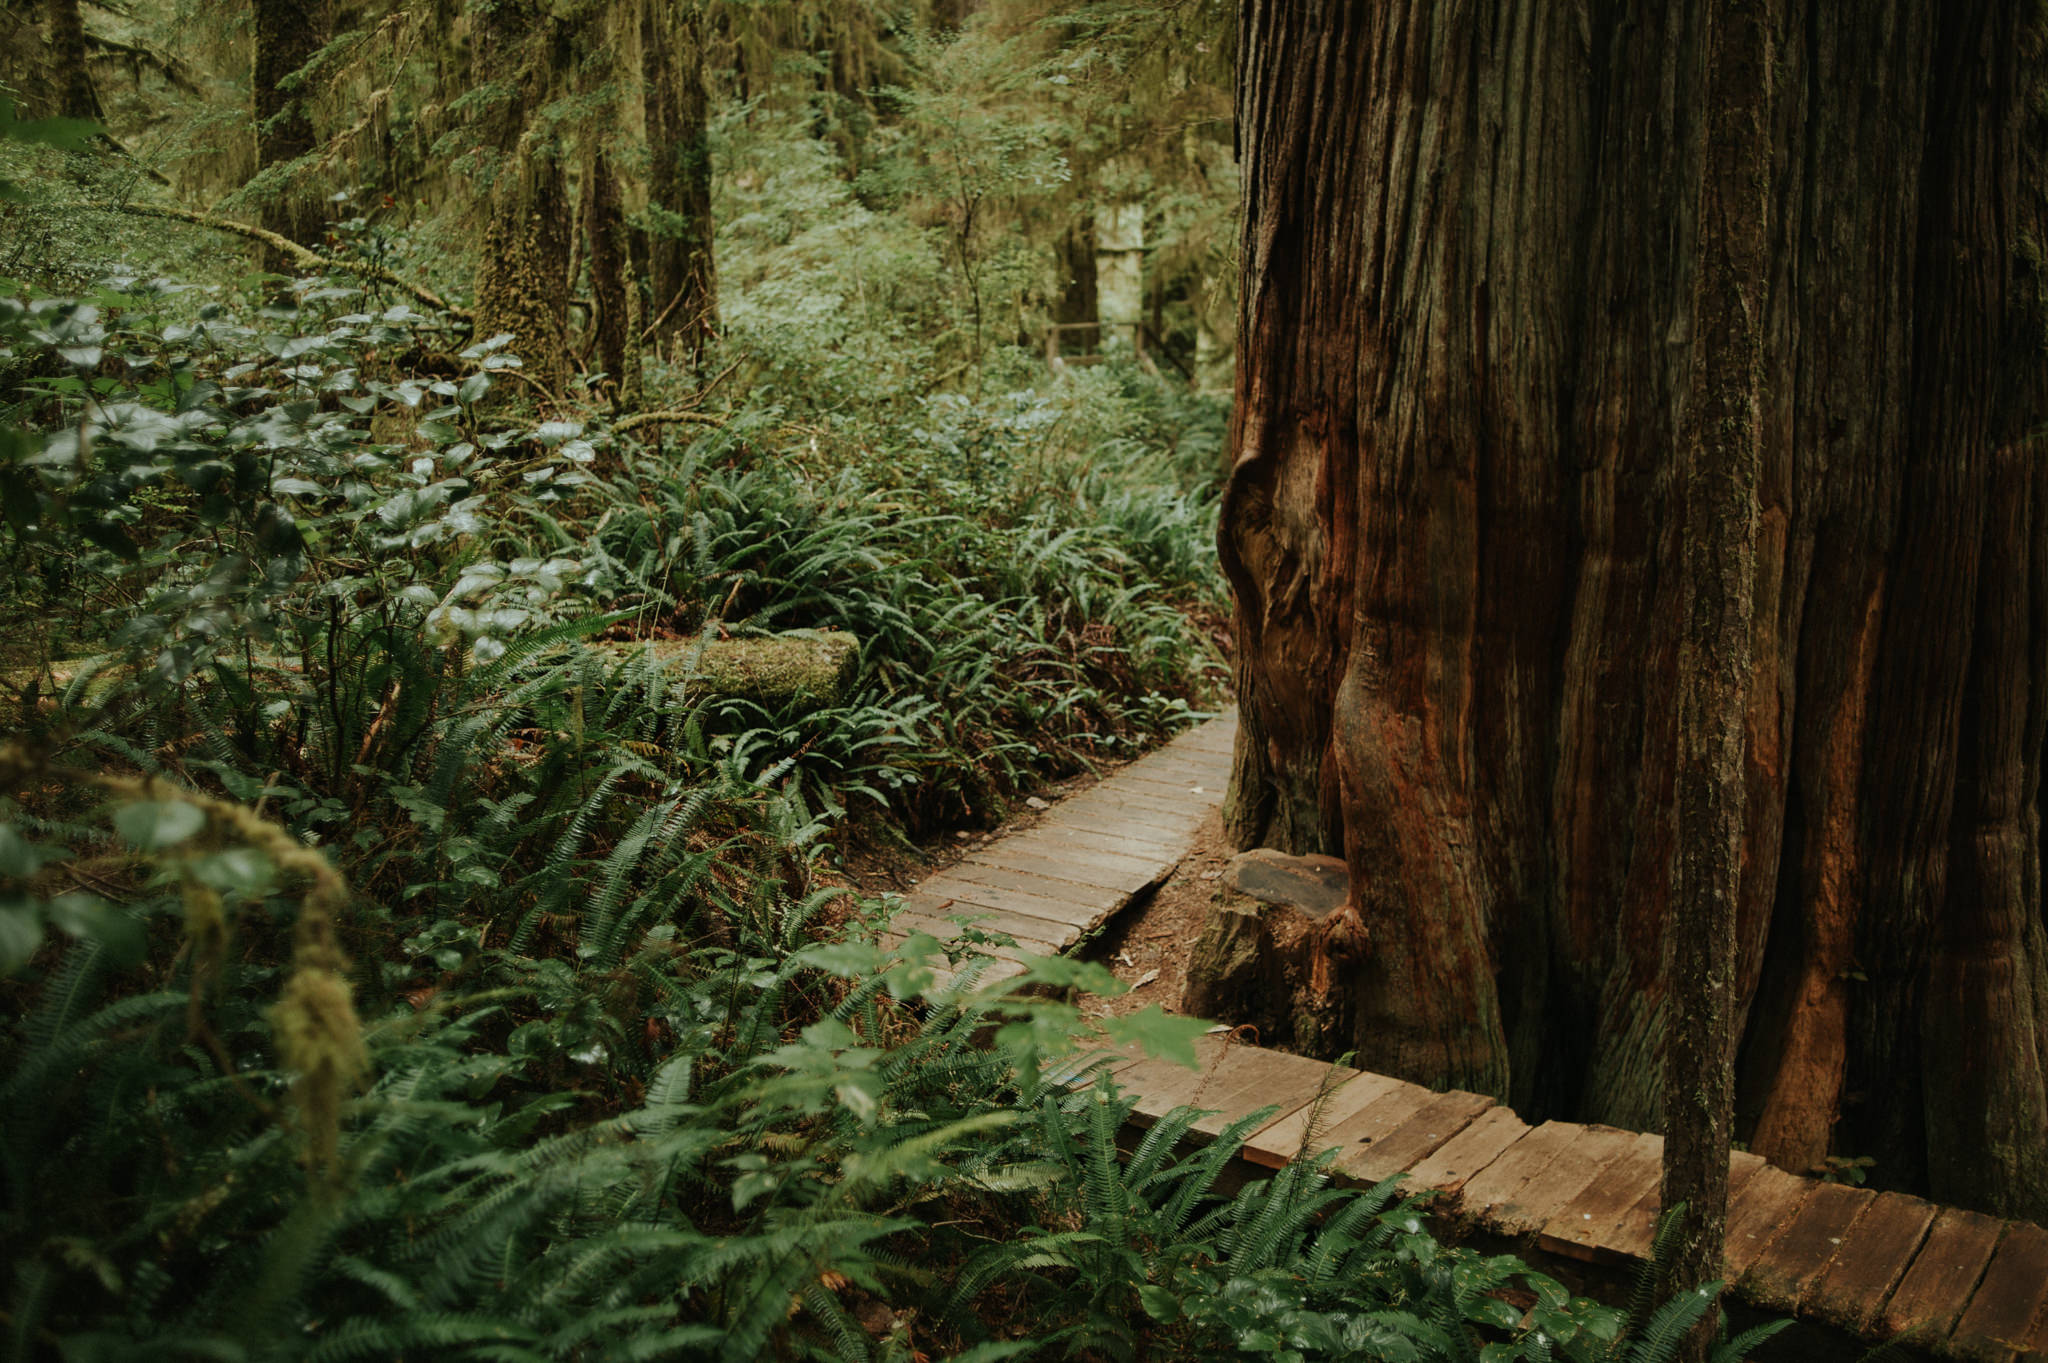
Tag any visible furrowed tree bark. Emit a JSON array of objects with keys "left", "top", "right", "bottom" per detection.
[
  {"left": 251, "top": 0, "right": 330, "bottom": 273},
  {"left": 1662, "top": 0, "right": 1772, "bottom": 1336},
  {"left": 1222, "top": 0, "right": 2048, "bottom": 1219}
]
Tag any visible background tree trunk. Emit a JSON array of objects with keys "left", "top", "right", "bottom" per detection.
[
  {"left": 1662, "top": 0, "right": 1772, "bottom": 1328},
  {"left": 251, "top": 0, "right": 329, "bottom": 273},
  {"left": 48, "top": 0, "right": 97, "bottom": 122},
  {"left": 642, "top": 0, "right": 718, "bottom": 364},
  {"left": 1222, "top": 0, "right": 2048, "bottom": 1219},
  {"left": 471, "top": 0, "right": 570, "bottom": 395}
]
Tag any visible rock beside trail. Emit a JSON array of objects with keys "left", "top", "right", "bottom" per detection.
[{"left": 1222, "top": 848, "right": 1351, "bottom": 919}]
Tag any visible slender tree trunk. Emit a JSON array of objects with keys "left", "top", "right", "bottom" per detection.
[
  {"left": 1220, "top": 0, "right": 2048, "bottom": 1219},
  {"left": 642, "top": 0, "right": 717, "bottom": 365},
  {"left": 583, "top": 146, "right": 630, "bottom": 386},
  {"left": 47, "top": 0, "right": 96, "bottom": 121},
  {"left": 1662, "top": 0, "right": 1773, "bottom": 1335},
  {"left": 251, "top": 0, "right": 329, "bottom": 273}
]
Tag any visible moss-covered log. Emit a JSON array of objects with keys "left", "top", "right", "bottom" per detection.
[{"left": 602, "top": 631, "right": 859, "bottom": 707}]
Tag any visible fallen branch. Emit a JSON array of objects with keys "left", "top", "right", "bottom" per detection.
[
  {"left": 76, "top": 201, "right": 471, "bottom": 321},
  {"left": 611, "top": 408, "right": 730, "bottom": 435}
]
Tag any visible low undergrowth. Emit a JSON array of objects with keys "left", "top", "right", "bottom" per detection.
[{"left": 0, "top": 273, "right": 1787, "bottom": 1361}]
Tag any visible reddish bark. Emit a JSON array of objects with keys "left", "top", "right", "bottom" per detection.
[{"left": 1221, "top": 0, "right": 2048, "bottom": 1219}]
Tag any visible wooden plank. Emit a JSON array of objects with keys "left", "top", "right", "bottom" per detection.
[
  {"left": 1954, "top": 1222, "right": 2048, "bottom": 1363},
  {"left": 1536, "top": 1131, "right": 1664, "bottom": 1262},
  {"left": 1804, "top": 1191, "right": 1937, "bottom": 1337},
  {"left": 1123, "top": 755, "right": 1231, "bottom": 785},
  {"left": 1740, "top": 1180, "right": 1875, "bottom": 1312},
  {"left": 1177, "top": 1046, "right": 1347, "bottom": 1140},
  {"left": 1243, "top": 1070, "right": 1402, "bottom": 1169},
  {"left": 1002, "top": 830, "right": 1180, "bottom": 873},
  {"left": 908, "top": 878, "right": 1102, "bottom": 928},
  {"left": 925, "top": 956, "right": 1027, "bottom": 995},
  {"left": 1406, "top": 1106, "right": 1532, "bottom": 1196},
  {"left": 1882, "top": 1207, "right": 2008, "bottom": 1343},
  {"left": 1454, "top": 1119, "right": 1589, "bottom": 1218},
  {"left": 1058, "top": 788, "right": 1209, "bottom": 825},
  {"left": 1314, "top": 1083, "right": 1441, "bottom": 1167},
  {"left": 1723, "top": 1163, "right": 1817, "bottom": 1279},
  {"left": 963, "top": 847, "right": 1165, "bottom": 896},
  {"left": 1337, "top": 1089, "right": 1496, "bottom": 1185},
  {"left": 941, "top": 860, "right": 1125, "bottom": 911},
  {"left": 1112, "top": 769, "right": 1228, "bottom": 800},
  {"left": 1488, "top": 1124, "right": 1640, "bottom": 1239},
  {"left": 1600, "top": 1148, "right": 1765, "bottom": 1265},
  {"left": 890, "top": 903, "right": 1075, "bottom": 953},
  {"left": 1028, "top": 823, "right": 1184, "bottom": 860}
]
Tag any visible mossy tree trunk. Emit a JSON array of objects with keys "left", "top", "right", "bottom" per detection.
[
  {"left": 1222, "top": 0, "right": 2048, "bottom": 1220},
  {"left": 471, "top": 0, "right": 570, "bottom": 395},
  {"left": 48, "top": 0, "right": 97, "bottom": 121},
  {"left": 641, "top": 0, "right": 717, "bottom": 365},
  {"left": 251, "top": 0, "right": 330, "bottom": 274}
]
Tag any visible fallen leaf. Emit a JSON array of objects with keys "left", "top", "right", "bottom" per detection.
[{"left": 1134, "top": 969, "right": 1160, "bottom": 988}]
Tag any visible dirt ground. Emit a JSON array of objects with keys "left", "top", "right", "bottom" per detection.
[{"left": 1074, "top": 806, "right": 1230, "bottom": 1021}]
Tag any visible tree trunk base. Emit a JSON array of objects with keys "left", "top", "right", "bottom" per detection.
[{"left": 1180, "top": 849, "right": 1366, "bottom": 1057}]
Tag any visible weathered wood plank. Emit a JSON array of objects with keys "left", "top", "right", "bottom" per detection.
[
  {"left": 1723, "top": 1163, "right": 1817, "bottom": 1279},
  {"left": 1804, "top": 1191, "right": 1937, "bottom": 1338},
  {"left": 941, "top": 860, "right": 1127, "bottom": 911},
  {"left": 1953, "top": 1222, "right": 2048, "bottom": 1363},
  {"left": 1599, "top": 1148, "right": 1765, "bottom": 1266},
  {"left": 1536, "top": 1131, "right": 1664, "bottom": 1261},
  {"left": 1405, "top": 1106, "right": 1532, "bottom": 1197},
  {"left": 1001, "top": 830, "right": 1181, "bottom": 874},
  {"left": 890, "top": 903, "right": 1076, "bottom": 953},
  {"left": 1050, "top": 807, "right": 1206, "bottom": 842},
  {"left": 1489, "top": 1124, "right": 1640, "bottom": 1239},
  {"left": 1243, "top": 1070, "right": 1402, "bottom": 1169},
  {"left": 1454, "top": 1120, "right": 1588, "bottom": 1218},
  {"left": 1337, "top": 1089, "right": 1496, "bottom": 1186},
  {"left": 1056, "top": 791, "right": 1210, "bottom": 828},
  {"left": 1028, "top": 824, "right": 1186, "bottom": 860},
  {"left": 1741, "top": 1180, "right": 1875, "bottom": 1312},
  {"left": 1314, "top": 1083, "right": 1441, "bottom": 1165},
  {"left": 963, "top": 847, "right": 1165, "bottom": 896},
  {"left": 1882, "top": 1207, "right": 2007, "bottom": 1343},
  {"left": 907, "top": 878, "right": 1104, "bottom": 928},
  {"left": 1176, "top": 1046, "right": 1344, "bottom": 1140}
]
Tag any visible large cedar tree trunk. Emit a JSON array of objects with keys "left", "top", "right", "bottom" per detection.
[
  {"left": 252, "top": 0, "right": 330, "bottom": 272},
  {"left": 1221, "top": 0, "right": 2048, "bottom": 1220}
]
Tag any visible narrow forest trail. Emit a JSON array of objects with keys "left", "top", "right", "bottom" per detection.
[
  {"left": 885, "top": 711, "right": 1235, "bottom": 986},
  {"left": 890, "top": 712, "right": 2048, "bottom": 1362}
]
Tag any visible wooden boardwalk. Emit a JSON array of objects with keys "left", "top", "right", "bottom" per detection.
[
  {"left": 886, "top": 713, "right": 1234, "bottom": 986},
  {"left": 892, "top": 709, "right": 2048, "bottom": 1359}
]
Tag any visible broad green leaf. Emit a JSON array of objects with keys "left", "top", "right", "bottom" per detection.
[{"left": 113, "top": 799, "right": 207, "bottom": 851}]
